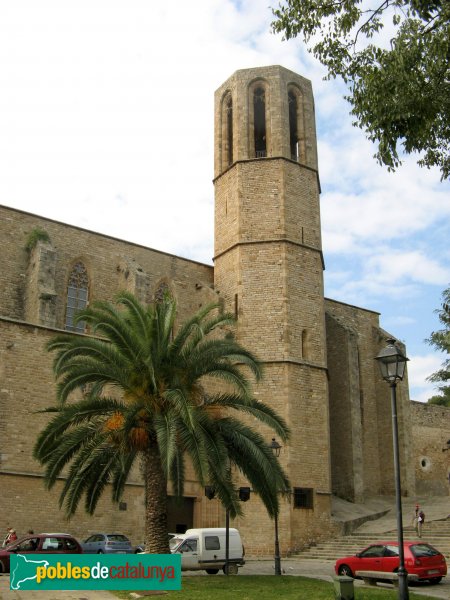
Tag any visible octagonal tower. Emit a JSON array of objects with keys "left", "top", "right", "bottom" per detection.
[{"left": 213, "top": 66, "right": 332, "bottom": 552}]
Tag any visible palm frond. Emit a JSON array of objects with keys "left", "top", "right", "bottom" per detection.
[
  {"left": 34, "top": 397, "right": 126, "bottom": 461},
  {"left": 112, "top": 450, "right": 139, "bottom": 503},
  {"left": 169, "top": 302, "right": 221, "bottom": 356},
  {"left": 60, "top": 436, "right": 120, "bottom": 516},
  {"left": 40, "top": 423, "right": 102, "bottom": 487},
  {"left": 169, "top": 447, "right": 185, "bottom": 498},
  {"left": 153, "top": 412, "right": 178, "bottom": 477},
  {"left": 207, "top": 394, "right": 290, "bottom": 441},
  {"left": 216, "top": 418, "right": 290, "bottom": 518}
]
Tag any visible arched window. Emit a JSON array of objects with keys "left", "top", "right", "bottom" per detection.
[
  {"left": 288, "top": 90, "right": 299, "bottom": 160},
  {"left": 65, "top": 262, "right": 89, "bottom": 332},
  {"left": 288, "top": 85, "right": 306, "bottom": 163},
  {"left": 220, "top": 92, "right": 233, "bottom": 171},
  {"left": 253, "top": 86, "right": 267, "bottom": 158},
  {"left": 226, "top": 94, "right": 233, "bottom": 166}
]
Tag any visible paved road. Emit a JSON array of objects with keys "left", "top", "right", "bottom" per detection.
[{"left": 1, "top": 558, "right": 448, "bottom": 599}]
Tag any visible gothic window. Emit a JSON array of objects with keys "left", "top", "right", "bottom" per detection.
[
  {"left": 288, "top": 90, "right": 299, "bottom": 160},
  {"left": 287, "top": 85, "right": 305, "bottom": 163},
  {"left": 253, "top": 86, "right": 267, "bottom": 158},
  {"left": 65, "top": 262, "right": 89, "bottom": 333},
  {"left": 220, "top": 91, "right": 233, "bottom": 172},
  {"left": 226, "top": 94, "right": 233, "bottom": 167}
]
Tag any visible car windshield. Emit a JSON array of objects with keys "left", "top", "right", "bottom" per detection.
[{"left": 410, "top": 544, "right": 440, "bottom": 557}]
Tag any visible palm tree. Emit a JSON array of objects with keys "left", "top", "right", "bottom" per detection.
[{"left": 34, "top": 292, "right": 290, "bottom": 553}]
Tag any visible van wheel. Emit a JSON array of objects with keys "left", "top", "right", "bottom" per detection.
[
  {"left": 223, "top": 563, "right": 238, "bottom": 575},
  {"left": 430, "top": 577, "right": 442, "bottom": 584},
  {"left": 205, "top": 569, "right": 219, "bottom": 575}
]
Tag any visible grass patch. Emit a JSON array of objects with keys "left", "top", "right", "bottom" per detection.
[{"left": 112, "top": 574, "right": 439, "bottom": 600}]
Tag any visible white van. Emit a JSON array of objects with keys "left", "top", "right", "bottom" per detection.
[{"left": 170, "top": 527, "right": 245, "bottom": 575}]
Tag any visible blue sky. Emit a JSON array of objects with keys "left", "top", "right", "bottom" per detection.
[{"left": 0, "top": 1, "right": 449, "bottom": 401}]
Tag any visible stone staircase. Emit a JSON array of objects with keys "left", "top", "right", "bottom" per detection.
[{"left": 292, "top": 519, "right": 450, "bottom": 561}]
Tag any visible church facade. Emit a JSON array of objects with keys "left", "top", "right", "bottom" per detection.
[{"left": 1, "top": 66, "right": 445, "bottom": 555}]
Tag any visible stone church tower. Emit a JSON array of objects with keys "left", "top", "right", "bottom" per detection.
[{"left": 213, "top": 66, "right": 333, "bottom": 546}]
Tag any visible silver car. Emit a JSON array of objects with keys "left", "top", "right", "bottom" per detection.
[{"left": 81, "top": 533, "right": 132, "bottom": 554}]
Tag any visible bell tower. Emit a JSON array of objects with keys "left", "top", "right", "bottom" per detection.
[{"left": 213, "top": 66, "right": 332, "bottom": 551}]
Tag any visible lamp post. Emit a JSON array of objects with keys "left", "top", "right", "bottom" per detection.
[
  {"left": 269, "top": 437, "right": 282, "bottom": 576},
  {"left": 375, "top": 338, "right": 410, "bottom": 600}
]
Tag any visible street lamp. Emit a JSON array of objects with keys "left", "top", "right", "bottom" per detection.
[
  {"left": 269, "top": 437, "right": 282, "bottom": 576},
  {"left": 375, "top": 338, "right": 410, "bottom": 600}
]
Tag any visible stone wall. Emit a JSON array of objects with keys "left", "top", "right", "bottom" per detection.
[
  {"left": 410, "top": 401, "right": 450, "bottom": 496},
  {"left": 0, "top": 203, "right": 219, "bottom": 546},
  {"left": 0, "top": 204, "right": 216, "bottom": 330},
  {"left": 325, "top": 299, "right": 415, "bottom": 500}
]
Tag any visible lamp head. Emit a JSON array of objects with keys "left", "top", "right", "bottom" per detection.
[
  {"left": 269, "top": 437, "right": 282, "bottom": 457},
  {"left": 375, "top": 338, "right": 409, "bottom": 383}
]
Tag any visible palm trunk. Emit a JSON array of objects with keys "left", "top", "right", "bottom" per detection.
[{"left": 142, "top": 444, "right": 170, "bottom": 553}]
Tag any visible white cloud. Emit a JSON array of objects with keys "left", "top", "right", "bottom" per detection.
[
  {"left": 407, "top": 353, "right": 443, "bottom": 402},
  {"left": 366, "top": 251, "right": 450, "bottom": 286}
]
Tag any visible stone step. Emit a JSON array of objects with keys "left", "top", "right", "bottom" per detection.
[{"left": 292, "top": 522, "right": 450, "bottom": 561}]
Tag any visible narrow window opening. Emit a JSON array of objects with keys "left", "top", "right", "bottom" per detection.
[
  {"left": 226, "top": 96, "right": 233, "bottom": 166},
  {"left": 234, "top": 293, "right": 238, "bottom": 319},
  {"left": 288, "top": 90, "right": 298, "bottom": 160},
  {"left": 253, "top": 87, "right": 266, "bottom": 158},
  {"left": 65, "top": 262, "right": 89, "bottom": 333}
]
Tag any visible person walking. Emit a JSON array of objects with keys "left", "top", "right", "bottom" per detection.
[
  {"left": 412, "top": 504, "right": 420, "bottom": 536},
  {"left": 412, "top": 504, "right": 426, "bottom": 538},
  {"left": 417, "top": 509, "right": 425, "bottom": 538}
]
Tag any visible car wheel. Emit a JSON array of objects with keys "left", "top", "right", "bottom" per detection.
[
  {"left": 205, "top": 569, "right": 219, "bottom": 575},
  {"left": 429, "top": 577, "right": 442, "bottom": 584},
  {"left": 338, "top": 564, "right": 353, "bottom": 577},
  {"left": 223, "top": 563, "right": 238, "bottom": 575}
]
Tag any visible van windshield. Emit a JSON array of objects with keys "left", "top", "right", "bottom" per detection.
[{"left": 170, "top": 537, "right": 184, "bottom": 551}]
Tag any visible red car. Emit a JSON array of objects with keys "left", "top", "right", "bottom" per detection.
[
  {"left": 335, "top": 541, "right": 447, "bottom": 584},
  {"left": 0, "top": 533, "right": 82, "bottom": 573}
]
